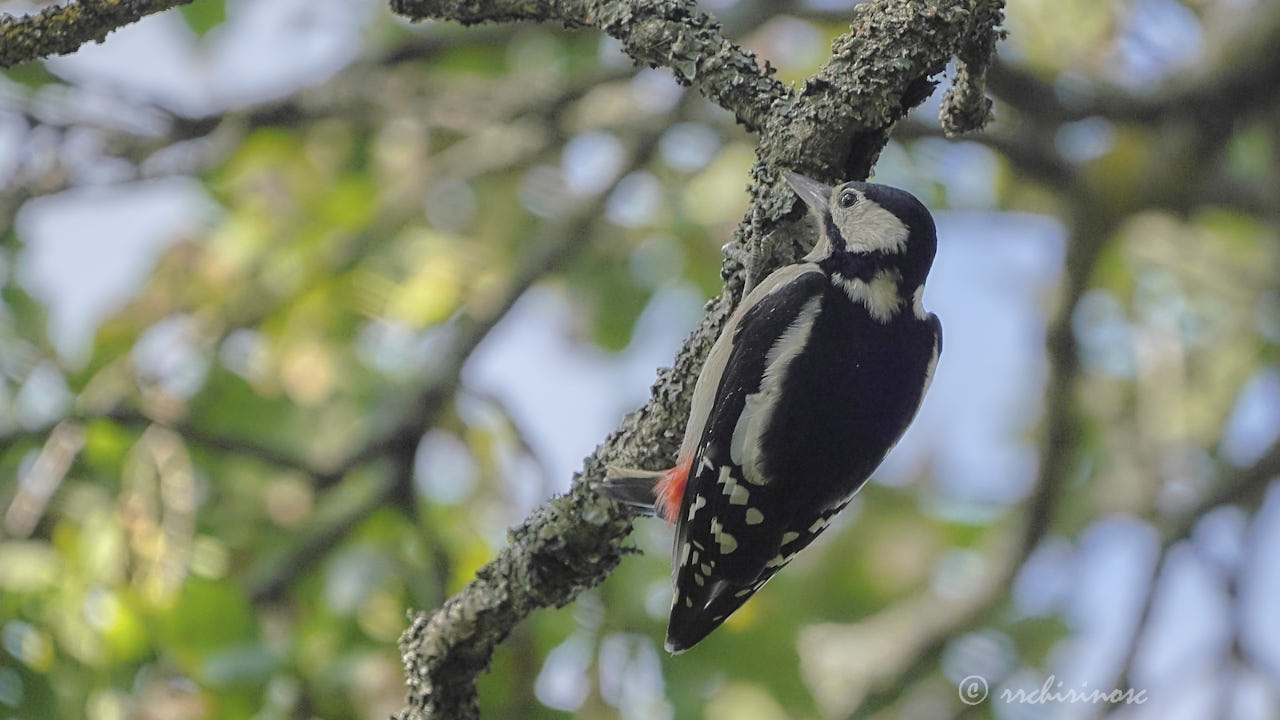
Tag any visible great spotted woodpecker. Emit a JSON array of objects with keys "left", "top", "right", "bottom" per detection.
[{"left": 600, "top": 171, "right": 942, "bottom": 653}]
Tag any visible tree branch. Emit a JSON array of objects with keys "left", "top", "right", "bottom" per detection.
[
  {"left": 390, "top": 1, "right": 1004, "bottom": 718},
  {"left": 0, "top": 0, "right": 195, "bottom": 68},
  {"left": 247, "top": 439, "right": 420, "bottom": 605},
  {"left": 1106, "top": 440, "right": 1280, "bottom": 711},
  {"left": 939, "top": 0, "right": 1003, "bottom": 136},
  {"left": 390, "top": 0, "right": 789, "bottom": 132}
]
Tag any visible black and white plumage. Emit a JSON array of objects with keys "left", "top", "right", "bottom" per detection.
[{"left": 600, "top": 172, "right": 942, "bottom": 654}]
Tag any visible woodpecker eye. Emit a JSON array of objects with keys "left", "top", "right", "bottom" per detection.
[{"left": 838, "top": 191, "right": 857, "bottom": 208}]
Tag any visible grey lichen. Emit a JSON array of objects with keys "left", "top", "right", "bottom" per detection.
[
  {"left": 387, "top": 0, "right": 1005, "bottom": 717},
  {"left": 940, "top": 0, "right": 1005, "bottom": 136},
  {"left": 394, "top": 294, "right": 732, "bottom": 720},
  {"left": 390, "top": 0, "right": 790, "bottom": 132}
]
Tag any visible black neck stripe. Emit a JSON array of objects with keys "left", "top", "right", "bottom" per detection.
[{"left": 822, "top": 211, "right": 846, "bottom": 252}]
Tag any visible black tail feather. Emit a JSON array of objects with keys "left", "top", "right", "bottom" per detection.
[
  {"left": 595, "top": 466, "right": 664, "bottom": 515},
  {"left": 665, "top": 578, "right": 761, "bottom": 654}
]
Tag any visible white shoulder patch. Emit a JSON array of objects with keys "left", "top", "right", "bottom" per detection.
[
  {"left": 730, "top": 294, "right": 823, "bottom": 485},
  {"left": 680, "top": 263, "right": 823, "bottom": 459}
]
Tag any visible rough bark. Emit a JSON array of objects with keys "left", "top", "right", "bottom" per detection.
[
  {"left": 387, "top": 1, "right": 1005, "bottom": 718},
  {"left": 0, "top": 0, "right": 195, "bottom": 68}
]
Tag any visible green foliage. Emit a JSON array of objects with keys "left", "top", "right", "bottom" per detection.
[
  {"left": 2, "top": 0, "right": 1278, "bottom": 718},
  {"left": 1, "top": 61, "right": 59, "bottom": 90},
  {"left": 178, "top": 0, "right": 226, "bottom": 37}
]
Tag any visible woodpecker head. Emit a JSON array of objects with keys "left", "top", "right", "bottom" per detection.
[{"left": 784, "top": 172, "right": 937, "bottom": 292}]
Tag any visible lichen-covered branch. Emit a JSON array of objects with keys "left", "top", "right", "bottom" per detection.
[
  {"left": 752, "top": 0, "right": 1005, "bottom": 188},
  {"left": 0, "top": 0, "right": 195, "bottom": 68},
  {"left": 940, "top": 0, "right": 1003, "bottom": 135},
  {"left": 389, "top": 0, "right": 790, "bottom": 132},
  {"left": 391, "top": 1, "right": 1004, "bottom": 718}
]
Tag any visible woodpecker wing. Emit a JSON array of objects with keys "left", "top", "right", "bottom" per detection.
[{"left": 665, "top": 266, "right": 831, "bottom": 652}]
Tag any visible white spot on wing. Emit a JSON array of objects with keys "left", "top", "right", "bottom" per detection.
[
  {"left": 717, "top": 531, "right": 738, "bottom": 554},
  {"left": 809, "top": 515, "right": 833, "bottom": 533},
  {"left": 719, "top": 470, "right": 737, "bottom": 496},
  {"left": 728, "top": 484, "right": 750, "bottom": 505},
  {"left": 744, "top": 507, "right": 764, "bottom": 525},
  {"left": 781, "top": 531, "right": 799, "bottom": 545},
  {"left": 687, "top": 494, "right": 707, "bottom": 521}
]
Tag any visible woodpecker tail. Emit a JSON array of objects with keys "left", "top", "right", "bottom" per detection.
[
  {"left": 597, "top": 458, "right": 691, "bottom": 523},
  {"left": 597, "top": 467, "right": 665, "bottom": 516}
]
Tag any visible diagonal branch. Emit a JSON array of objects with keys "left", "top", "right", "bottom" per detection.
[
  {"left": 389, "top": 0, "right": 790, "bottom": 132},
  {"left": 391, "top": 1, "right": 1005, "bottom": 718},
  {"left": 0, "top": 0, "right": 195, "bottom": 68}
]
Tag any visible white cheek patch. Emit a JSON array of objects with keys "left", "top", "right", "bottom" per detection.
[
  {"left": 843, "top": 200, "right": 909, "bottom": 254},
  {"left": 836, "top": 268, "right": 903, "bottom": 324}
]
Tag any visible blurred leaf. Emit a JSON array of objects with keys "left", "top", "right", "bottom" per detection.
[
  {"left": 0, "top": 659, "right": 56, "bottom": 718},
  {"left": 202, "top": 644, "right": 280, "bottom": 687},
  {"left": 179, "top": 0, "right": 227, "bottom": 36},
  {"left": 1, "top": 284, "right": 50, "bottom": 349},
  {"left": 80, "top": 420, "right": 135, "bottom": 478},
  {"left": 100, "top": 592, "right": 150, "bottom": 663},
  {"left": 1005, "top": 616, "right": 1070, "bottom": 666},
  {"left": 1, "top": 62, "right": 59, "bottom": 89},
  {"left": 0, "top": 542, "right": 61, "bottom": 593},
  {"left": 160, "top": 578, "right": 258, "bottom": 670}
]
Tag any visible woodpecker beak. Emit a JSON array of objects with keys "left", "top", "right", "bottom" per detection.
[{"left": 784, "top": 171, "right": 833, "bottom": 216}]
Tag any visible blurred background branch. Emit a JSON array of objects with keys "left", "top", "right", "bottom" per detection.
[
  {"left": 1, "top": 1, "right": 1278, "bottom": 719},
  {"left": 389, "top": 1, "right": 1006, "bottom": 717}
]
